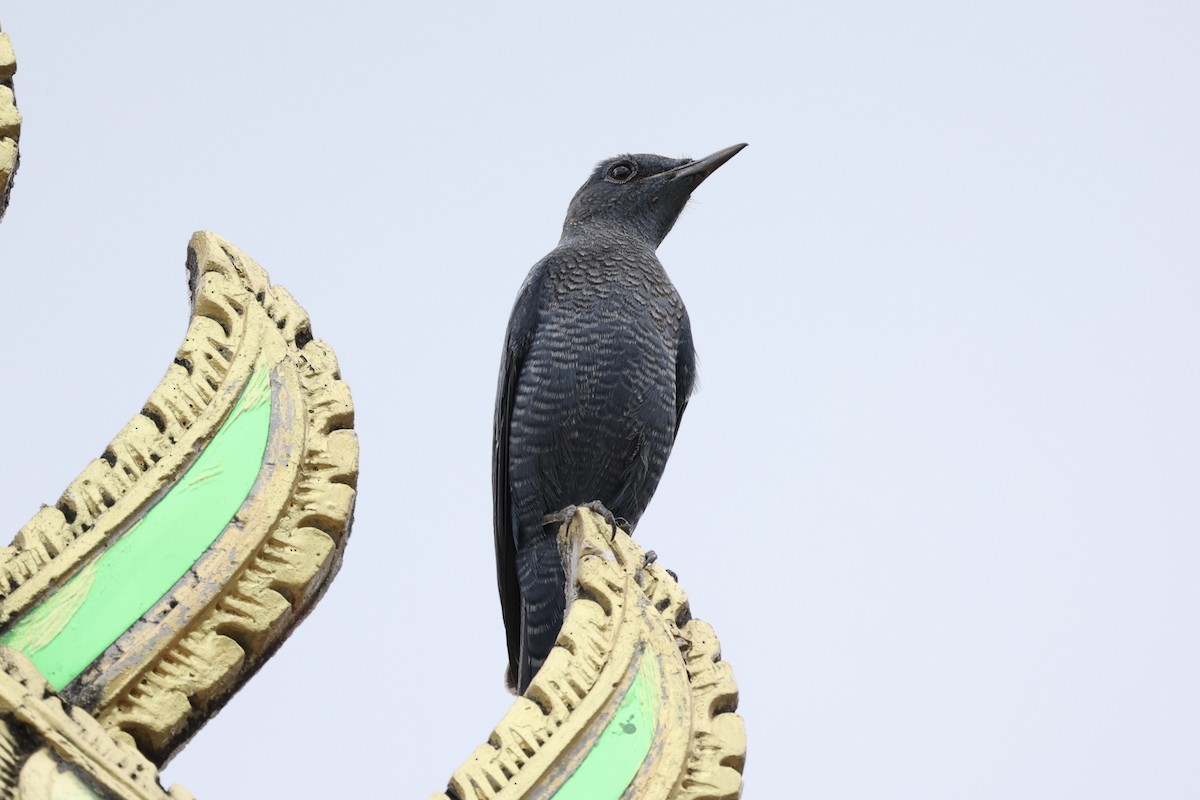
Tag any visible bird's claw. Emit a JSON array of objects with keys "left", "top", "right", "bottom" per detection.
[
  {"left": 581, "top": 500, "right": 621, "bottom": 541},
  {"left": 542, "top": 505, "right": 578, "bottom": 528}
]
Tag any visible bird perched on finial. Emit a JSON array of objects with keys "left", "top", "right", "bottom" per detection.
[{"left": 493, "top": 144, "right": 746, "bottom": 693}]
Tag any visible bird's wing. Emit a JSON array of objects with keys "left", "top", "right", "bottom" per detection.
[
  {"left": 674, "top": 310, "right": 698, "bottom": 440},
  {"left": 493, "top": 269, "right": 543, "bottom": 689}
]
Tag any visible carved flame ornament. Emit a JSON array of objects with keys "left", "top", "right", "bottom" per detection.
[
  {"left": 435, "top": 509, "right": 745, "bottom": 800},
  {"left": 0, "top": 232, "right": 358, "bottom": 768}
]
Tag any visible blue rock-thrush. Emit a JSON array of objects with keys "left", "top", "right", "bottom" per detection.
[{"left": 493, "top": 144, "right": 746, "bottom": 692}]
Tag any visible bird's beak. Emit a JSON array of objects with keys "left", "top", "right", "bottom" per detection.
[{"left": 663, "top": 143, "right": 748, "bottom": 181}]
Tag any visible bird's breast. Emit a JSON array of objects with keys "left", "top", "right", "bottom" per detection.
[{"left": 543, "top": 254, "right": 683, "bottom": 325}]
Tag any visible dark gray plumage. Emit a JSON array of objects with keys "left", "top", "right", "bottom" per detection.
[{"left": 493, "top": 144, "right": 746, "bottom": 693}]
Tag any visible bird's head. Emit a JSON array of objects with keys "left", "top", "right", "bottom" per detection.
[{"left": 561, "top": 144, "right": 746, "bottom": 247}]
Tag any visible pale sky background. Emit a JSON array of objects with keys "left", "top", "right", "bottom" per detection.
[{"left": 2, "top": 3, "right": 1198, "bottom": 797}]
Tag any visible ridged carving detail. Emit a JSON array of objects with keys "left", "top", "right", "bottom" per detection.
[
  {"left": 0, "top": 647, "right": 192, "bottom": 799},
  {"left": 431, "top": 510, "right": 745, "bottom": 800},
  {"left": 0, "top": 233, "right": 357, "bottom": 767},
  {"left": 0, "top": 22, "right": 17, "bottom": 221},
  {"left": 91, "top": 234, "right": 358, "bottom": 765}
]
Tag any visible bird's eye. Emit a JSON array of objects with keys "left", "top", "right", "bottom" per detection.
[{"left": 607, "top": 162, "right": 636, "bottom": 183}]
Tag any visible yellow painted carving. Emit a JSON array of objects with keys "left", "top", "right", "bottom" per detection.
[
  {"left": 432, "top": 509, "right": 745, "bottom": 800},
  {"left": 0, "top": 24, "right": 19, "bottom": 218},
  {"left": 0, "top": 648, "right": 193, "bottom": 799},
  {"left": 0, "top": 365, "right": 272, "bottom": 690},
  {"left": 0, "top": 232, "right": 358, "bottom": 766}
]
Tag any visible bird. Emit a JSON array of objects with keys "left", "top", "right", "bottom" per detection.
[{"left": 493, "top": 143, "right": 746, "bottom": 693}]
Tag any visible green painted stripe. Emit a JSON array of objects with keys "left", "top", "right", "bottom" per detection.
[
  {"left": 554, "top": 651, "right": 662, "bottom": 800},
  {"left": 0, "top": 367, "right": 272, "bottom": 689}
]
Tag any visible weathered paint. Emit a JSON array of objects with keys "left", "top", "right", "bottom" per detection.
[{"left": 0, "top": 367, "right": 272, "bottom": 689}]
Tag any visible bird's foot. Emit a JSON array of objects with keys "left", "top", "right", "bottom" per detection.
[
  {"left": 541, "top": 501, "right": 622, "bottom": 542},
  {"left": 643, "top": 549, "right": 658, "bottom": 567}
]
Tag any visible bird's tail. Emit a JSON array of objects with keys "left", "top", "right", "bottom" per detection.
[{"left": 514, "top": 536, "right": 567, "bottom": 694}]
